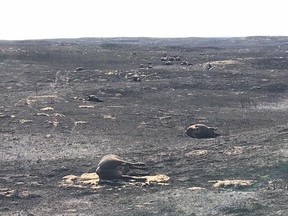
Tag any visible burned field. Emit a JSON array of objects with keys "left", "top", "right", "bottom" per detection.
[{"left": 1, "top": 37, "right": 288, "bottom": 215}]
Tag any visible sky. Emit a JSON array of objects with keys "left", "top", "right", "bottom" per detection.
[{"left": 1, "top": 0, "right": 287, "bottom": 40}]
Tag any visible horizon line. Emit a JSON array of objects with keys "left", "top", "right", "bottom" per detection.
[{"left": 1, "top": 35, "right": 288, "bottom": 42}]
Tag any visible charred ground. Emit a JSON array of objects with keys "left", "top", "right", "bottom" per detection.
[{"left": 1, "top": 37, "right": 288, "bottom": 215}]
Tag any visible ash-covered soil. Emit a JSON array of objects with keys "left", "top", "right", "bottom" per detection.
[{"left": 1, "top": 37, "right": 288, "bottom": 215}]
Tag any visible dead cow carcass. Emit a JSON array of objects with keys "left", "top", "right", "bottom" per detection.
[
  {"left": 186, "top": 124, "right": 220, "bottom": 139},
  {"left": 96, "top": 154, "right": 146, "bottom": 180}
]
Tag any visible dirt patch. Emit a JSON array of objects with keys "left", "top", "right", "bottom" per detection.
[
  {"left": 60, "top": 172, "right": 170, "bottom": 189},
  {"left": 209, "top": 179, "right": 256, "bottom": 189}
]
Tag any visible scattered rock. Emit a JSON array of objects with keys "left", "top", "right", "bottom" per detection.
[
  {"left": 180, "top": 61, "right": 193, "bottom": 66},
  {"left": 175, "top": 56, "right": 181, "bottom": 61},
  {"left": 76, "top": 67, "right": 84, "bottom": 72},
  {"left": 132, "top": 75, "right": 141, "bottom": 82},
  {"left": 88, "top": 95, "right": 103, "bottom": 102},
  {"left": 180, "top": 61, "right": 188, "bottom": 65},
  {"left": 204, "top": 63, "right": 213, "bottom": 71},
  {"left": 139, "top": 63, "right": 153, "bottom": 70},
  {"left": 0, "top": 113, "right": 10, "bottom": 118},
  {"left": 163, "top": 61, "right": 172, "bottom": 66}
]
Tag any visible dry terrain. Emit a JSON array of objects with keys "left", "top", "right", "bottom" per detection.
[{"left": 1, "top": 37, "right": 288, "bottom": 215}]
